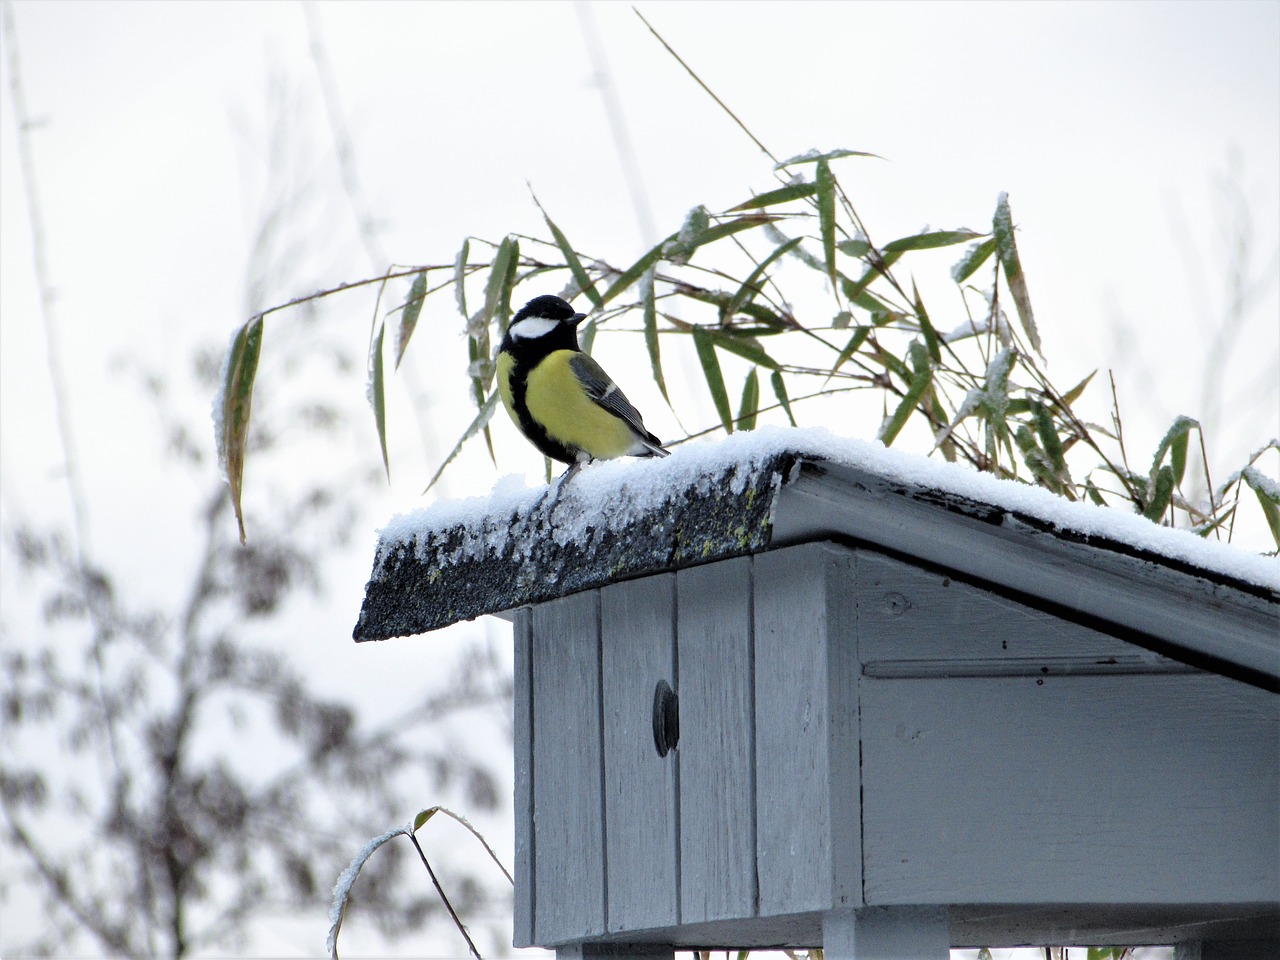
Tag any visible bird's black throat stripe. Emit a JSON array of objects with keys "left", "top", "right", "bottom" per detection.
[{"left": 506, "top": 357, "right": 580, "bottom": 465}]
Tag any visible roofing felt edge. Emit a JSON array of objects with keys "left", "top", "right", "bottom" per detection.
[
  {"left": 352, "top": 450, "right": 800, "bottom": 642},
  {"left": 352, "top": 427, "right": 1279, "bottom": 645}
]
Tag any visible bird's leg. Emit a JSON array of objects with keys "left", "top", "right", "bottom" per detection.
[{"left": 544, "top": 458, "right": 587, "bottom": 520}]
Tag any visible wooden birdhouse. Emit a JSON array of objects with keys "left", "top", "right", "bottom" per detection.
[{"left": 354, "top": 434, "right": 1280, "bottom": 960}]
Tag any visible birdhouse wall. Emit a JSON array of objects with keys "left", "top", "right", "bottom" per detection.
[{"left": 512, "top": 540, "right": 1280, "bottom": 950}]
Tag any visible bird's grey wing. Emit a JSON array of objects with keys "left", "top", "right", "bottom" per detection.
[{"left": 569, "top": 352, "right": 653, "bottom": 438}]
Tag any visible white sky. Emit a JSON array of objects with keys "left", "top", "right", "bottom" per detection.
[{"left": 1, "top": 1, "right": 1278, "bottom": 955}]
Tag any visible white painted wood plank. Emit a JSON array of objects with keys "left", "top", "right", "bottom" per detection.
[
  {"left": 677, "top": 557, "right": 757, "bottom": 923},
  {"left": 513, "top": 608, "right": 535, "bottom": 947},
  {"left": 860, "top": 673, "right": 1280, "bottom": 903},
  {"left": 532, "top": 592, "right": 607, "bottom": 943},
  {"left": 754, "top": 544, "right": 860, "bottom": 915},
  {"left": 823, "top": 906, "right": 950, "bottom": 960},
  {"left": 601, "top": 575, "right": 679, "bottom": 932}
]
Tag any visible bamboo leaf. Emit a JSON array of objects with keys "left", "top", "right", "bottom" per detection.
[
  {"left": 703, "top": 328, "right": 780, "bottom": 370},
  {"left": 218, "top": 316, "right": 263, "bottom": 545},
  {"left": 1241, "top": 466, "right": 1280, "bottom": 548},
  {"left": 1061, "top": 369, "right": 1097, "bottom": 406},
  {"left": 737, "top": 368, "right": 760, "bottom": 431},
  {"left": 641, "top": 270, "right": 670, "bottom": 405},
  {"left": 912, "top": 279, "right": 941, "bottom": 364},
  {"left": 423, "top": 390, "right": 501, "bottom": 494},
  {"left": 775, "top": 147, "right": 880, "bottom": 168},
  {"left": 724, "top": 237, "right": 802, "bottom": 322},
  {"left": 727, "top": 181, "right": 817, "bottom": 211},
  {"left": 879, "top": 341, "right": 932, "bottom": 446},
  {"left": 770, "top": 370, "right": 797, "bottom": 426},
  {"left": 483, "top": 237, "right": 518, "bottom": 334},
  {"left": 692, "top": 327, "right": 733, "bottom": 434},
  {"left": 816, "top": 158, "right": 837, "bottom": 290},
  {"left": 837, "top": 238, "right": 871, "bottom": 258},
  {"left": 454, "top": 239, "right": 469, "bottom": 317},
  {"left": 369, "top": 324, "right": 390, "bottom": 481},
  {"left": 545, "top": 213, "right": 602, "bottom": 309},
  {"left": 1143, "top": 464, "right": 1176, "bottom": 521},
  {"left": 992, "top": 193, "right": 1041, "bottom": 355},
  {"left": 950, "top": 236, "right": 997, "bottom": 283},
  {"left": 827, "top": 325, "right": 871, "bottom": 379},
  {"left": 395, "top": 271, "right": 427, "bottom": 370},
  {"left": 601, "top": 236, "right": 669, "bottom": 305},
  {"left": 1032, "top": 400, "right": 1069, "bottom": 485},
  {"left": 1149, "top": 415, "right": 1198, "bottom": 488},
  {"left": 882, "top": 229, "right": 985, "bottom": 254}
]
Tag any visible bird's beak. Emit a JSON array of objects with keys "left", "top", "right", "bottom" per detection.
[{"left": 570, "top": 312, "right": 588, "bottom": 326}]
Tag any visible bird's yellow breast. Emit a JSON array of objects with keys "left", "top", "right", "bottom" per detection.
[{"left": 517, "top": 350, "right": 637, "bottom": 460}]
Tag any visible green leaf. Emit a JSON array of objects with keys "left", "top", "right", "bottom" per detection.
[
  {"left": 737, "top": 368, "right": 760, "bottom": 431},
  {"left": 724, "top": 237, "right": 802, "bottom": 322},
  {"left": 1242, "top": 466, "right": 1280, "bottom": 548},
  {"left": 832, "top": 310, "right": 854, "bottom": 329},
  {"left": 837, "top": 238, "right": 871, "bottom": 258},
  {"left": 912, "top": 279, "right": 941, "bottom": 364},
  {"left": 545, "top": 213, "right": 602, "bottom": 309},
  {"left": 764, "top": 222, "right": 826, "bottom": 271},
  {"left": 697, "top": 214, "right": 780, "bottom": 249},
  {"left": 951, "top": 236, "right": 998, "bottom": 284},
  {"left": 879, "top": 341, "right": 932, "bottom": 446},
  {"left": 483, "top": 236, "right": 518, "bottom": 335},
  {"left": 601, "top": 236, "right": 669, "bottom": 306},
  {"left": 827, "top": 325, "right": 871, "bottom": 379},
  {"left": 412, "top": 807, "right": 438, "bottom": 832},
  {"left": 642, "top": 270, "right": 670, "bottom": 405},
  {"left": 395, "top": 271, "right": 427, "bottom": 369},
  {"left": 370, "top": 324, "right": 389, "bottom": 481},
  {"left": 1031, "top": 401, "right": 1069, "bottom": 486},
  {"left": 1143, "top": 464, "right": 1176, "bottom": 521},
  {"left": 218, "top": 316, "right": 263, "bottom": 545},
  {"left": 770, "top": 370, "right": 797, "bottom": 426},
  {"left": 992, "top": 193, "right": 1041, "bottom": 355},
  {"left": 882, "top": 229, "right": 985, "bottom": 254},
  {"left": 1084, "top": 477, "right": 1108, "bottom": 506},
  {"left": 423, "top": 390, "right": 501, "bottom": 494},
  {"left": 775, "top": 147, "right": 880, "bottom": 168},
  {"left": 1061, "top": 369, "right": 1097, "bottom": 406},
  {"left": 840, "top": 248, "right": 905, "bottom": 304},
  {"left": 692, "top": 327, "right": 733, "bottom": 434},
  {"left": 816, "top": 158, "right": 837, "bottom": 290},
  {"left": 703, "top": 328, "right": 780, "bottom": 370},
  {"left": 727, "top": 181, "right": 817, "bottom": 211},
  {"left": 454, "top": 239, "right": 469, "bottom": 318},
  {"left": 467, "top": 336, "right": 496, "bottom": 465},
  {"left": 1149, "top": 415, "right": 1198, "bottom": 488}
]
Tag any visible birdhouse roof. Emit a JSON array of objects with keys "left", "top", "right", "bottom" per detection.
[{"left": 353, "top": 427, "right": 1279, "bottom": 690}]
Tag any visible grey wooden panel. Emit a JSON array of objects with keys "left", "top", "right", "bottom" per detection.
[
  {"left": 772, "top": 463, "right": 1280, "bottom": 691},
  {"left": 755, "top": 544, "right": 860, "bottom": 916},
  {"left": 860, "top": 672, "right": 1280, "bottom": 904},
  {"left": 532, "top": 592, "right": 607, "bottom": 943},
  {"left": 513, "top": 609, "right": 535, "bottom": 947},
  {"left": 853, "top": 549, "right": 1182, "bottom": 671},
  {"left": 823, "top": 906, "right": 950, "bottom": 960},
  {"left": 601, "top": 575, "right": 679, "bottom": 932},
  {"left": 677, "top": 557, "right": 757, "bottom": 923}
]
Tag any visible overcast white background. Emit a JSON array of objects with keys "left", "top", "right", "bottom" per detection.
[{"left": 2, "top": 1, "right": 1278, "bottom": 957}]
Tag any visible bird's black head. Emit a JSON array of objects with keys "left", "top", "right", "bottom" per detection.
[{"left": 502, "top": 295, "right": 585, "bottom": 357}]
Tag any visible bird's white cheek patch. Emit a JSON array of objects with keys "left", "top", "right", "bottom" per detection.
[{"left": 508, "top": 317, "right": 560, "bottom": 340}]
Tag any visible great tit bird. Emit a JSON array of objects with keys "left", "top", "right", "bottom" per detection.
[{"left": 497, "top": 295, "right": 669, "bottom": 474}]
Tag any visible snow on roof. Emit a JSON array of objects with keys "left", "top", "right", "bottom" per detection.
[{"left": 374, "top": 425, "right": 1279, "bottom": 593}]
